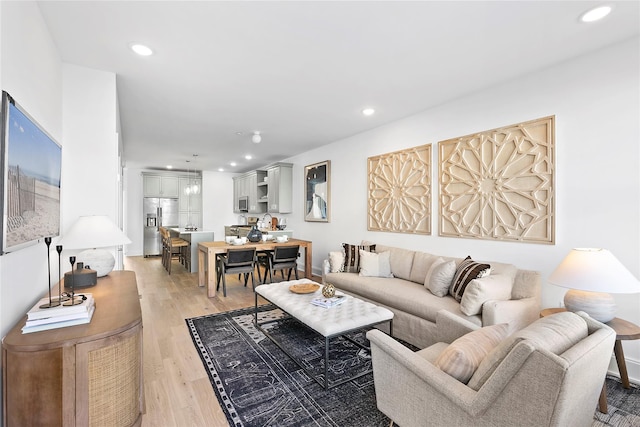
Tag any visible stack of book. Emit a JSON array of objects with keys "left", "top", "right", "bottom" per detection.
[
  {"left": 22, "top": 294, "right": 95, "bottom": 334},
  {"left": 310, "top": 294, "right": 346, "bottom": 308}
]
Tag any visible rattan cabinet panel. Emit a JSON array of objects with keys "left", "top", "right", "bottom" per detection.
[{"left": 2, "top": 271, "right": 143, "bottom": 427}]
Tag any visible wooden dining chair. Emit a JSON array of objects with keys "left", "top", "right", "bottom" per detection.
[
  {"left": 161, "top": 227, "right": 190, "bottom": 274},
  {"left": 262, "top": 245, "right": 299, "bottom": 284},
  {"left": 216, "top": 248, "right": 257, "bottom": 297}
]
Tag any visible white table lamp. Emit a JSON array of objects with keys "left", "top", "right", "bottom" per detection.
[
  {"left": 62, "top": 215, "right": 131, "bottom": 277},
  {"left": 548, "top": 248, "right": 640, "bottom": 323}
]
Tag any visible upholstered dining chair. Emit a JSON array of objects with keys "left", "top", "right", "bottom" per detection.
[
  {"left": 366, "top": 311, "right": 615, "bottom": 427},
  {"left": 260, "top": 245, "right": 299, "bottom": 284},
  {"left": 216, "top": 248, "right": 257, "bottom": 297}
]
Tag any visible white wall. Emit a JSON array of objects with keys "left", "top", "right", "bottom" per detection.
[
  {"left": 282, "top": 37, "right": 640, "bottom": 380},
  {"left": 0, "top": 0, "right": 120, "bottom": 368},
  {"left": 0, "top": 1, "right": 63, "bottom": 338}
]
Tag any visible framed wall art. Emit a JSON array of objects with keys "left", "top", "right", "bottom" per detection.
[
  {"left": 438, "top": 116, "right": 555, "bottom": 244},
  {"left": 367, "top": 144, "right": 431, "bottom": 234},
  {"left": 304, "top": 160, "right": 330, "bottom": 222}
]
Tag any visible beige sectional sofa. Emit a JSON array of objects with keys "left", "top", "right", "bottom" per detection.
[{"left": 322, "top": 243, "right": 541, "bottom": 349}]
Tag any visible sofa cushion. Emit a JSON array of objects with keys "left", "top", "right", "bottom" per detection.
[
  {"left": 450, "top": 256, "right": 491, "bottom": 302},
  {"left": 342, "top": 243, "right": 375, "bottom": 273},
  {"left": 359, "top": 250, "right": 393, "bottom": 278},
  {"left": 324, "top": 272, "right": 482, "bottom": 326},
  {"left": 434, "top": 323, "right": 509, "bottom": 384},
  {"left": 375, "top": 244, "right": 415, "bottom": 281},
  {"left": 467, "top": 311, "right": 588, "bottom": 390},
  {"left": 426, "top": 259, "right": 457, "bottom": 297},
  {"left": 409, "top": 251, "right": 440, "bottom": 284},
  {"left": 459, "top": 274, "right": 513, "bottom": 316},
  {"left": 328, "top": 251, "right": 344, "bottom": 273}
]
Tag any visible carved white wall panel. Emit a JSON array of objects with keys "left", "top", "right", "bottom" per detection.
[
  {"left": 439, "top": 116, "right": 555, "bottom": 244},
  {"left": 368, "top": 144, "right": 431, "bottom": 234}
]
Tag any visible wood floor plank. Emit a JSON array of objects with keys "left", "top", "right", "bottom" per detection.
[{"left": 124, "top": 255, "right": 319, "bottom": 427}]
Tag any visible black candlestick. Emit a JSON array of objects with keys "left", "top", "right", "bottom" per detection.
[
  {"left": 63, "top": 255, "right": 84, "bottom": 306},
  {"left": 39, "top": 237, "right": 60, "bottom": 309},
  {"left": 54, "top": 245, "right": 68, "bottom": 303}
]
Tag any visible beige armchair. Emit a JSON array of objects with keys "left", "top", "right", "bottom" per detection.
[{"left": 367, "top": 311, "right": 615, "bottom": 427}]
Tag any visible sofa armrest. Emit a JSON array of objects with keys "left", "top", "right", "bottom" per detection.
[
  {"left": 482, "top": 297, "right": 540, "bottom": 333},
  {"left": 435, "top": 310, "right": 480, "bottom": 344}
]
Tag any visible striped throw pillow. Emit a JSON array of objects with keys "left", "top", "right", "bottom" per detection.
[
  {"left": 449, "top": 256, "right": 491, "bottom": 302},
  {"left": 342, "top": 243, "right": 376, "bottom": 273}
]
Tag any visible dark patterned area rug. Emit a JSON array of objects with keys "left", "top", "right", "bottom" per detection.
[{"left": 187, "top": 306, "right": 640, "bottom": 427}]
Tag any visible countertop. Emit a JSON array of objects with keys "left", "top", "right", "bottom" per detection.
[{"left": 170, "top": 227, "right": 215, "bottom": 234}]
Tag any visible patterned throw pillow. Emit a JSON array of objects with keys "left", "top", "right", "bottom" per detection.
[
  {"left": 434, "top": 323, "right": 509, "bottom": 384},
  {"left": 342, "top": 243, "right": 376, "bottom": 273},
  {"left": 449, "top": 256, "right": 491, "bottom": 302}
]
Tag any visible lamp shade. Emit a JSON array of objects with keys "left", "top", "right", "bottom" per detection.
[
  {"left": 62, "top": 215, "right": 131, "bottom": 249},
  {"left": 548, "top": 248, "right": 640, "bottom": 294},
  {"left": 61, "top": 215, "right": 131, "bottom": 277}
]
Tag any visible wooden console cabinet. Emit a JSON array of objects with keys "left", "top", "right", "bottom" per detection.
[{"left": 2, "top": 271, "right": 144, "bottom": 426}]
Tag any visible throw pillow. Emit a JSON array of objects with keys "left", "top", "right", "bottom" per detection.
[
  {"left": 342, "top": 243, "right": 376, "bottom": 273},
  {"left": 423, "top": 256, "right": 445, "bottom": 287},
  {"left": 434, "top": 323, "right": 509, "bottom": 384},
  {"left": 467, "top": 311, "right": 588, "bottom": 390},
  {"left": 449, "top": 256, "right": 491, "bottom": 302},
  {"left": 427, "top": 259, "right": 457, "bottom": 297},
  {"left": 459, "top": 274, "right": 514, "bottom": 316},
  {"left": 328, "top": 251, "right": 344, "bottom": 273},
  {"left": 359, "top": 250, "right": 393, "bottom": 278}
]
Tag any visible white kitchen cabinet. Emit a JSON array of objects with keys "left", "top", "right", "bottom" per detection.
[
  {"left": 233, "top": 170, "right": 266, "bottom": 214},
  {"left": 143, "top": 174, "right": 180, "bottom": 197},
  {"left": 267, "top": 163, "right": 293, "bottom": 213}
]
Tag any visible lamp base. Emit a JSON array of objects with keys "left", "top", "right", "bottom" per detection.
[
  {"left": 77, "top": 248, "right": 115, "bottom": 277},
  {"left": 564, "top": 289, "right": 616, "bottom": 323}
]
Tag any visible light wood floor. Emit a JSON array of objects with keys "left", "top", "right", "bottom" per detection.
[{"left": 124, "top": 255, "right": 317, "bottom": 427}]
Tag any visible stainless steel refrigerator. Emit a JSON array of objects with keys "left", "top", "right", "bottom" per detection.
[{"left": 143, "top": 197, "right": 179, "bottom": 256}]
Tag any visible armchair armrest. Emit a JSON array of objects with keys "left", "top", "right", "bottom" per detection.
[
  {"left": 435, "top": 310, "right": 480, "bottom": 344},
  {"left": 482, "top": 297, "right": 540, "bottom": 333}
]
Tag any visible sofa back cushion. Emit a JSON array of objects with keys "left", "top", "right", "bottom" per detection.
[
  {"left": 375, "top": 244, "right": 415, "bottom": 281},
  {"left": 467, "top": 311, "right": 588, "bottom": 390}
]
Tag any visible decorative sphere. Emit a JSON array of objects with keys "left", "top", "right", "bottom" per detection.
[{"left": 322, "top": 283, "right": 336, "bottom": 298}]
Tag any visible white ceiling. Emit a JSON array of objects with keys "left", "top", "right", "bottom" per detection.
[{"left": 37, "top": 1, "right": 639, "bottom": 173}]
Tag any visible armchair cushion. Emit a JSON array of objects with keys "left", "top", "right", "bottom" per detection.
[
  {"left": 459, "top": 274, "right": 513, "bottom": 316},
  {"left": 468, "top": 311, "right": 588, "bottom": 390},
  {"left": 434, "top": 323, "right": 509, "bottom": 383}
]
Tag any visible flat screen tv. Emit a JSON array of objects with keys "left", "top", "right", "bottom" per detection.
[{"left": 0, "top": 91, "right": 62, "bottom": 255}]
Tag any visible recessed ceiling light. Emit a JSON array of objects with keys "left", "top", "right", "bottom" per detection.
[
  {"left": 245, "top": 155, "right": 252, "bottom": 160},
  {"left": 218, "top": 168, "right": 225, "bottom": 172},
  {"left": 230, "top": 162, "right": 237, "bottom": 167},
  {"left": 362, "top": 108, "right": 375, "bottom": 116},
  {"left": 166, "top": 165, "right": 173, "bottom": 169},
  {"left": 236, "top": 132, "right": 243, "bottom": 136},
  {"left": 580, "top": 5, "right": 612, "bottom": 23},
  {"left": 130, "top": 43, "right": 153, "bottom": 56}
]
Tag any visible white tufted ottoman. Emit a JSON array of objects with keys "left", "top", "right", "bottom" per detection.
[{"left": 254, "top": 278, "right": 394, "bottom": 389}]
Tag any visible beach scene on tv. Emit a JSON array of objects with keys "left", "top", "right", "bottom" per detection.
[{"left": 4, "top": 102, "right": 61, "bottom": 252}]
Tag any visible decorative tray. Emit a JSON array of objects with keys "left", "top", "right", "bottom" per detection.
[{"left": 289, "top": 283, "right": 320, "bottom": 294}]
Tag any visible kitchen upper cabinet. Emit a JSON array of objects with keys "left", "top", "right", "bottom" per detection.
[
  {"left": 233, "top": 171, "right": 266, "bottom": 214},
  {"left": 143, "top": 174, "right": 179, "bottom": 197},
  {"left": 267, "top": 163, "right": 293, "bottom": 213}
]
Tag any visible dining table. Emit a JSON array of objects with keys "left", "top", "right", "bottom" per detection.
[{"left": 198, "top": 238, "right": 313, "bottom": 297}]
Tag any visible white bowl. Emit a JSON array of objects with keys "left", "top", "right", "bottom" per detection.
[{"left": 276, "top": 236, "right": 288, "bottom": 243}]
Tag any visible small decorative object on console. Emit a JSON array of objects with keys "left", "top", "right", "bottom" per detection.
[{"left": 322, "top": 283, "right": 336, "bottom": 298}]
